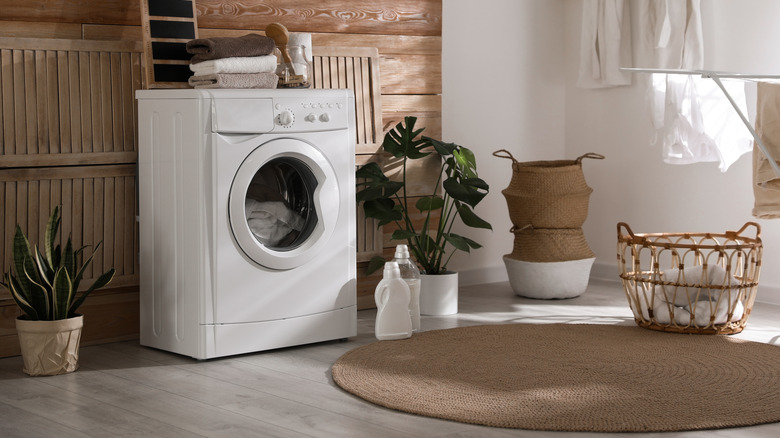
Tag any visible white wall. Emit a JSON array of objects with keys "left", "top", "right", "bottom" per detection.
[
  {"left": 564, "top": 0, "right": 780, "bottom": 304},
  {"left": 445, "top": 0, "right": 780, "bottom": 304},
  {"left": 442, "top": 0, "right": 566, "bottom": 284}
]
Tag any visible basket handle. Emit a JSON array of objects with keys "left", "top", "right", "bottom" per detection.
[
  {"left": 617, "top": 222, "right": 635, "bottom": 239},
  {"left": 575, "top": 152, "right": 605, "bottom": 164},
  {"left": 492, "top": 149, "right": 518, "bottom": 163},
  {"left": 729, "top": 222, "right": 761, "bottom": 240},
  {"left": 510, "top": 224, "right": 533, "bottom": 233}
]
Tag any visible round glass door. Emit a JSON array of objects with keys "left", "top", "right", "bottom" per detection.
[{"left": 229, "top": 139, "right": 338, "bottom": 270}]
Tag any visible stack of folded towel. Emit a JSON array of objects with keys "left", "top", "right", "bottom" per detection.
[{"left": 185, "top": 33, "right": 278, "bottom": 89}]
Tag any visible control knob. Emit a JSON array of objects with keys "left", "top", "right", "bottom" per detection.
[
  {"left": 278, "top": 110, "right": 294, "bottom": 127},
  {"left": 319, "top": 113, "right": 331, "bottom": 122}
]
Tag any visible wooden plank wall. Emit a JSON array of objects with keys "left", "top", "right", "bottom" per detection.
[{"left": 0, "top": 0, "right": 442, "bottom": 356}]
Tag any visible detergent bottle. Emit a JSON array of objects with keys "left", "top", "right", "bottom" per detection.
[
  {"left": 392, "top": 244, "right": 421, "bottom": 332},
  {"left": 374, "top": 261, "right": 413, "bottom": 340}
]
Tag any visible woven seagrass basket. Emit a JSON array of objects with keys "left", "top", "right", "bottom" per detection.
[
  {"left": 616, "top": 222, "right": 762, "bottom": 335},
  {"left": 510, "top": 225, "right": 595, "bottom": 263},
  {"left": 493, "top": 150, "right": 603, "bottom": 229},
  {"left": 502, "top": 190, "right": 592, "bottom": 229}
]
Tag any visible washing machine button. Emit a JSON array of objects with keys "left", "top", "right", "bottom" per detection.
[
  {"left": 319, "top": 113, "right": 330, "bottom": 123},
  {"left": 305, "top": 113, "right": 317, "bottom": 122},
  {"left": 279, "top": 110, "right": 294, "bottom": 126}
]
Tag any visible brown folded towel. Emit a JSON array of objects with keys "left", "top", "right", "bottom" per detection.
[
  {"left": 753, "top": 82, "right": 780, "bottom": 218},
  {"left": 187, "top": 34, "right": 275, "bottom": 64},
  {"left": 188, "top": 72, "right": 279, "bottom": 89}
]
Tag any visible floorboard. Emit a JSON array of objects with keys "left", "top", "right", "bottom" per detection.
[{"left": 0, "top": 278, "right": 778, "bottom": 437}]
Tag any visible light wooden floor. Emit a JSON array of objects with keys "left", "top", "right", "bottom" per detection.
[{"left": 1, "top": 278, "right": 779, "bottom": 438}]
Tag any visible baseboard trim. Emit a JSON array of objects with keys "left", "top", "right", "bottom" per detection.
[{"left": 459, "top": 260, "right": 780, "bottom": 306}]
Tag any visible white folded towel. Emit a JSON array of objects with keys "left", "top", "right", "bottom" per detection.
[{"left": 190, "top": 55, "right": 278, "bottom": 75}]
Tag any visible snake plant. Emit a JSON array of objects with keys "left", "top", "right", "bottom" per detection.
[
  {"left": 0, "top": 206, "right": 115, "bottom": 321},
  {"left": 356, "top": 116, "right": 491, "bottom": 275}
]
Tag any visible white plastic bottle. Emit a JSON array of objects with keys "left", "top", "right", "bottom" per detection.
[
  {"left": 392, "top": 244, "right": 421, "bottom": 332},
  {"left": 374, "top": 261, "right": 413, "bottom": 341}
]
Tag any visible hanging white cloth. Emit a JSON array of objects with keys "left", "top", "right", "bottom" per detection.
[
  {"left": 651, "top": 74, "right": 752, "bottom": 171},
  {"left": 636, "top": 0, "right": 751, "bottom": 171},
  {"left": 635, "top": 0, "right": 703, "bottom": 69},
  {"left": 577, "top": 0, "right": 632, "bottom": 89}
]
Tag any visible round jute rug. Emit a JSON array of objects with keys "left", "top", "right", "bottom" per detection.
[{"left": 331, "top": 323, "right": 780, "bottom": 432}]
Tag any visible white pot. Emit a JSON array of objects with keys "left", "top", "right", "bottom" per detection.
[
  {"left": 16, "top": 315, "right": 83, "bottom": 376},
  {"left": 420, "top": 272, "right": 458, "bottom": 315},
  {"left": 504, "top": 256, "right": 595, "bottom": 299}
]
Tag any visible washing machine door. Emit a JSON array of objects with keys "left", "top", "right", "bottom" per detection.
[{"left": 228, "top": 138, "right": 339, "bottom": 270}]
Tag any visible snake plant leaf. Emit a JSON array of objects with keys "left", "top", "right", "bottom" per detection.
[
  {"left": 72, "top": 240, "right": 103, "bottom": 293},
  {"left": 44, "top": 206, "right": 61, "bottom": 267},
  {"left": 62, "top": 236, "right": 76, "bottom": 279},
  {"left": 3, "top": 273, "right": 39, "bottom": 320},
  {"left": 34, "top": 246, "right": 55, "bottom": 286},
  {"left": 11, "top": 226, "right": 36, "bottom": 301},
  {"left": 69, "top": 267, "right": 115, "bottom": 317},
  {"left": 457, "top": 205, "right": 492, "bottom": 230},
  {"left": 415, "top": 196, "right": 444, "bottom": 212},
  {"left": 24, "top": 257, "right": 51, "bottom": 320},
  {"left": 52, "top": 267, "right": 73, "bottom": 320}
]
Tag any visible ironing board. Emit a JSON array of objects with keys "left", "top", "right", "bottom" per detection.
[{"left": 622, "top": 68, "right": 780, "bottom": 177}]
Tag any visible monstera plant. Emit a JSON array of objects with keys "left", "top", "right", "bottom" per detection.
[
  {"left": 0, "top": 206, "right": 115, "bottom": 375},
  {"left": 356, "top": 116, "right": 491, "bottom": 275}
]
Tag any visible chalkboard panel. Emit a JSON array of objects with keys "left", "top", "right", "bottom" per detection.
[
  {"left": 140, "top": 0, "right": 198, "bottom": 88},
  {"left": 149, "top": 0, "right": 195, "bottom": 18},
  {"left": 151, "top": 41, "right": 192, "bottom": 60},
  {"left": 149, "top": 20, "right": 196, "bottom": 39}
]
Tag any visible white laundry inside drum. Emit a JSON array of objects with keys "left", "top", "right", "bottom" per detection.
[{"left": 244, "top": 157, "right": 318, "bottom": 249}]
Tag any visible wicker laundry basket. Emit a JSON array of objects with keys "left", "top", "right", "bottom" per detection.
[
  {"left": 493, "top": 150, "right": 603, "bottom": 229},
  {"left": 509, "top": 225, "right": 595, "bottom": 263},
  {"left": 616, "top": 222, "right": 762, "bottom": 335}
]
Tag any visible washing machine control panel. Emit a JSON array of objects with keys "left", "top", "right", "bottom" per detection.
[{"left": 273, "top": 98, "right": 348, "bottom": 131}]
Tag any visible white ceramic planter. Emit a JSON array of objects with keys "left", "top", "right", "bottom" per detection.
[
  {"left": 504, "top": 256, "right": 595, "bottom": 299},
  {"left": 16, "top": 315, "right": 83, "bottom": 376},
  {"left": 420, "top": 272, "right": 458, "bottom": 315}
]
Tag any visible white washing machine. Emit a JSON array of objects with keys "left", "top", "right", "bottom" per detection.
[{"left": 136, "top": 89, "right": 356, "bottom": 359}]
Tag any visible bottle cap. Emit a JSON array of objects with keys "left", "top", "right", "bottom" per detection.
[
  {"left": 394, "top": 244, "right": 410, "bottom": 259},
  {"left": 383, "top": 261, "right": 401, "bottom": 279}
]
